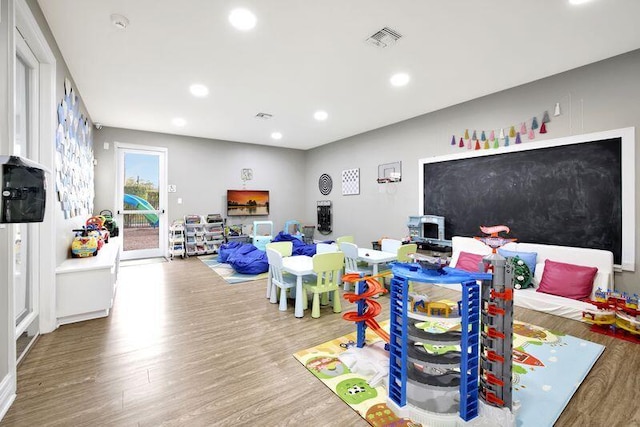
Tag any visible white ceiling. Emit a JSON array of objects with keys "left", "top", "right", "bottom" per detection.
[{"left": 38, "top": 0, "right": 640, "bottom": 150}]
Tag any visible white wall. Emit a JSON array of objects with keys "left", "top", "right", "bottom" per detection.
[
  {"left": 305, "top": 49, "right": 640, "bottom": 294},
  {"left": 24, "top": 0, "right": 95, "bottom": 265},
  {"left": 93, "top": 128, "right": 309, "bottom": 233}
]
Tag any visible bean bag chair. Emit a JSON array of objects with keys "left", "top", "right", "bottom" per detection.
[
  {"left": 228, "top": 245, "right": 269, "bottom": 274},
  {"left": 273, "top": 231, "right": 317, "bottom": 256},
  {"left": 217, "top": 241, "right": 245, "bottom": 263}
]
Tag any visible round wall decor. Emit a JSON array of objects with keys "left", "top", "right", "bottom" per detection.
[{"left": 318, "top": 173, "right": 333, "bottom": 195}]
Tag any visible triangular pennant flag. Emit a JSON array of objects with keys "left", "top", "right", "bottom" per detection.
[
  {"left": 554, "top": 103, "right": 561, "bottom": 116},
  {"left": 528, "top": 129, "right": 535, "bottom": 139},
  {"left": 490, "top": 130, "right": 495, "bottom": 141},
  {"left": 499, "top": 128, "right": 505, "bottom": 140},
  {"left": 481, "top": 131, "right": 486, "bottom": 141},
  {"left": 504, "top": 135, "right": 510, "bottom": 147},
  {"left": 459, "top": 137, "right": 465, "bottom": 147},
  {"left": 509, "top": 126, "right": 516, "bottom": 138},
  {"left": 483, "top": 140, "right": 489, "bottom": 149},
  {"left": 472, "top": 130, "right": 477, "bottom": 140},
  {"left": 520, "top": 122, "right": 527, "bottom": 135},
  {"left": 493, "top": 139, "right": 499, "bottom": 149},
  {"left": 467, "top": 139, "right": 472, "bottom": 149},
  {"left": 531, "top": 116, "right": 539, "bottom": 130},
  {"left": 515, "top": 132, "right": 522, "bottom": 144},
  {"left": 464, "top": 129, "right": 470, "bottom": 140},
  {"left": 474, "top": 140, "right": 481, "bottom": 150},
  {"left": 542, "top": 110, "right": 550, "bottom": 123},
  {"left": 451, "top": 135, "right": 456, "bottom": 145},
  {"left": 540, "top": 122, "right": 547, "bottom": 134}
]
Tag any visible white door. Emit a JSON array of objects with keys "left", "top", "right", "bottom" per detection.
[
  {"left": 115, "top": 143, "right": 168, "bottom": 260},
  {"left": 14, "top": 30, "right": 40, "bottom": 362}
]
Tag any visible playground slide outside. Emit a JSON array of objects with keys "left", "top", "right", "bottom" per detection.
[
  {"left": 123, "top": 193, "right": 159, "bottom": 227},
  {"left": 343, "top": 274, "right": 390, "bottom": 343}
]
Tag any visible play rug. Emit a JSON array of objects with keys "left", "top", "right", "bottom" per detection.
[
  {"left": 198, "top": 255, "right": 269, "bottom": 284},
  {"left": 294, "top": 319, "right": 604, "bottom": 427}
]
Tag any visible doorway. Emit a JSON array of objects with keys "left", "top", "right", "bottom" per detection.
[
  {"left": 13, "top": 29, "right": 40, "bottom": 363},
  {"left": 115, "top": 143, "right": 168, "bottom": 260}
]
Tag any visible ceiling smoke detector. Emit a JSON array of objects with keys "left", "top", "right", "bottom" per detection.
[
  {"left": 110, "top": 14, "right": 129, "bottom": 30},
  {"left": 255, "top": 112, "right": 273, "bottom": 119},
  {"left": 366, "top": 27, "right": 402, "bottom": 48}
]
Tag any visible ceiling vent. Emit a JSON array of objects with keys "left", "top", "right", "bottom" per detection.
[
  {"left": 255, "top": 112, "right": 273, "bottom": 119},
  {"left": 366, "top": 27, "right": 402, "bottom": 48}
]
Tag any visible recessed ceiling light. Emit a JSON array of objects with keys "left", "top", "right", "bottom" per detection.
[
  {"left": 189, "top": 84, "right": 209, "bottom": 97},
  {"left": 229, "top": 8, "right": 257, "bottom": 31},
  {"left": 314, "top": 110, "right": 329, "bottom": 121},
  {"left": 271, "top": 132, "right": 283, "bottom": 140},
  {"left": 390, "top": 72, "right": 410, "bottom": 87},
  {"left": 569, "top": 0, "right": 591, "bottom": 4},
  {"left": 172, "top": 118, "right": 186, "bottom": 127},
  {"left": 110, "top": 14, "right": 129, "bottom": 30}
]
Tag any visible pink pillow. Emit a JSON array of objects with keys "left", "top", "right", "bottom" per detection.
[
  {"left": 536, "top": 259, "right": 598, "bottom": 300},
  {"left": 455, "top": 251, "right": 484, "bottom": 272}
]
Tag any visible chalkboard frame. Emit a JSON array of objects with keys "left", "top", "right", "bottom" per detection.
[{"left": 418, "top": 127, "right": 635, "bottom": 271}]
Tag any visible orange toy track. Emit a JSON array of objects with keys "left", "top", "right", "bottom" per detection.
[{"left": 342, "top": 273, "right": 390, "bottom": 343}]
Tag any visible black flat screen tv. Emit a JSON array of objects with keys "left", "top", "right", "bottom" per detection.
[
  {"left": 227, "top": 190, "right": 269, "bottom": 216},
  {"left": 1, "top": 155, "right": 47, "bottom": 223}
]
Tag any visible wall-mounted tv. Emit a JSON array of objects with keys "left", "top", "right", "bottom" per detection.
[{"left": 227, "top": 190, "right": 269, "bottom": 216}]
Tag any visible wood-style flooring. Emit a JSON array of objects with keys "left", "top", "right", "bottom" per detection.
[{"left": 2, "top": 258, "right": 640, "bottom": 426}]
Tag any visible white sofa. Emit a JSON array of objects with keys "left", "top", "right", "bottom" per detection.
[{"left": 438, "top": 236, "right": 614, "bottom": 321}]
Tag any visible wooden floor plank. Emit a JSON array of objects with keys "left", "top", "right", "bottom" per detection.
[{"left": 2, "top": 258, "right": 639, "bottom": 426}]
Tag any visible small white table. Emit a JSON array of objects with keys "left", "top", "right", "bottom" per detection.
[
  {"left": 282, "top": 255, "right": 315, "bottom": 318},
  {"left": 357, "top": 248, "right": 397, "bottom": 277}
]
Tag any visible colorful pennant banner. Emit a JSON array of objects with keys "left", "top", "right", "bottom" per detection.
[{"left": 451, "top": 109, "right": 553, "bottom": 150}]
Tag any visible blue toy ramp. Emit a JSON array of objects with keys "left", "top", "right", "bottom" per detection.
[{"left": 124, "top": 193, "right": 159, "bottom": 227}]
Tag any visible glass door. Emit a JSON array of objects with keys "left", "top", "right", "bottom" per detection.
[
  {"left": 14, "top": 31, "right": 40, "bottom": 363},
  {"left": 116, "top": 144, "right": 168, "bottom": 260}
]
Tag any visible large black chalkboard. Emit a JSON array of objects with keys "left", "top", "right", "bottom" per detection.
[{"left": 423, "top": 138, "right": 622, "bottom": 263}]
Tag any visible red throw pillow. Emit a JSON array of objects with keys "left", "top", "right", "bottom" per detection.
[
  {"left": 536, "top": 259, "right": 598, "bottom": 300},
  {"left": 455, "top": 251, "right": 484, "bottom": 272}
]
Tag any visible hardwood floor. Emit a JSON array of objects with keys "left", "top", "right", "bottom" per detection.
[{"left": 2, "top": 258, "right": 640, "bottom": 426}]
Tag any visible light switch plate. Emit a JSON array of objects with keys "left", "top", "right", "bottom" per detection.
[{"left": 168, "top": 184, "right": 177, "bottom": 193}]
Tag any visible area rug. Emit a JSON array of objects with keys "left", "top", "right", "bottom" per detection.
[
  {"left": 294, "top": 319, "right": 604, "bottom": 427},
  {"left": 198, "top": 255, "right": 268, "bottom": 284}
]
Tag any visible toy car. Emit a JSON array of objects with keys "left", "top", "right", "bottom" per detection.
[
  {"left": 100, "top": 209, "right": 119, "bottom": 237},
  {"left": 86, "top": 215, "right": 109, "bottom": 246},
  {"left": 71, "top": 227, "right": 99, "bottom": 257}
]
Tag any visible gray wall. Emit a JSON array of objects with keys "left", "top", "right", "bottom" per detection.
[
  {"left": 93, "top": 128, "right": 308, "bottom": 233},
  {"left": 305, "top": 49, "right": 640, "bottom": 294}
]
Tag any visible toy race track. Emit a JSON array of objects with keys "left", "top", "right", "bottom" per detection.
[{"left": 342, "top": 273, "right": 390, "bottom": 343}]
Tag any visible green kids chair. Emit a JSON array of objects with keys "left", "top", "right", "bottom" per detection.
[{"left": 303, "top": 251, "right": 345, "bottom": 318}]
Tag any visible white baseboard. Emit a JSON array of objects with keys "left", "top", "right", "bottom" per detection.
[{"left": 0, "top": 373, "right": 16, "bottom": 421}]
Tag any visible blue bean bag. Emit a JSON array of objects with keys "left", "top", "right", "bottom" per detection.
[
  {"left": 217, "top": 241, "right": 245, "bottom": 263},
  {"left": 273, "top": 231, "right": 317, "bottom": 256},
  {"left": 218, "top": 241, "right": 269, "bottom": 274}
]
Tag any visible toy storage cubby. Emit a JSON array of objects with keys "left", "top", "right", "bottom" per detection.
[
  {"left": 204, "top": 214, "right": 225, "bottom": 254},
  {"left": 184, "top": 215, "right": 205, "bottom": 256},
  {"left": 169, "top": 220, "right": 185, "bottom": 259},
  {"left": 184, "top": 214, "right": 225, "bottom": 256}
]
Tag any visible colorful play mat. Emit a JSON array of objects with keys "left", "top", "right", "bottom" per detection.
[
  {"left": 199, "top": 255, "right": 269, "bottom": 284},
  {"left": 294, "top": 319, "right": 604, "bottom": 427}
]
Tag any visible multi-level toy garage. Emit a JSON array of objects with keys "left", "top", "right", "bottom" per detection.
[{"left": 340, "top": 228, "right": 519, "bottom": 426}]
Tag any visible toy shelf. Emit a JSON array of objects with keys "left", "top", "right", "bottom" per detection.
[
  {"left": 169, "top": 221, "right": 185, "bottom": 259},
  {"left": 184, "top": 214, "right": 224, "bottom": 257}
]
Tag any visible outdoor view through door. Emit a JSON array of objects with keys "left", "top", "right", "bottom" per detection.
[{"left": 117, "top": 144, "right": 167, "bottom": 260}]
